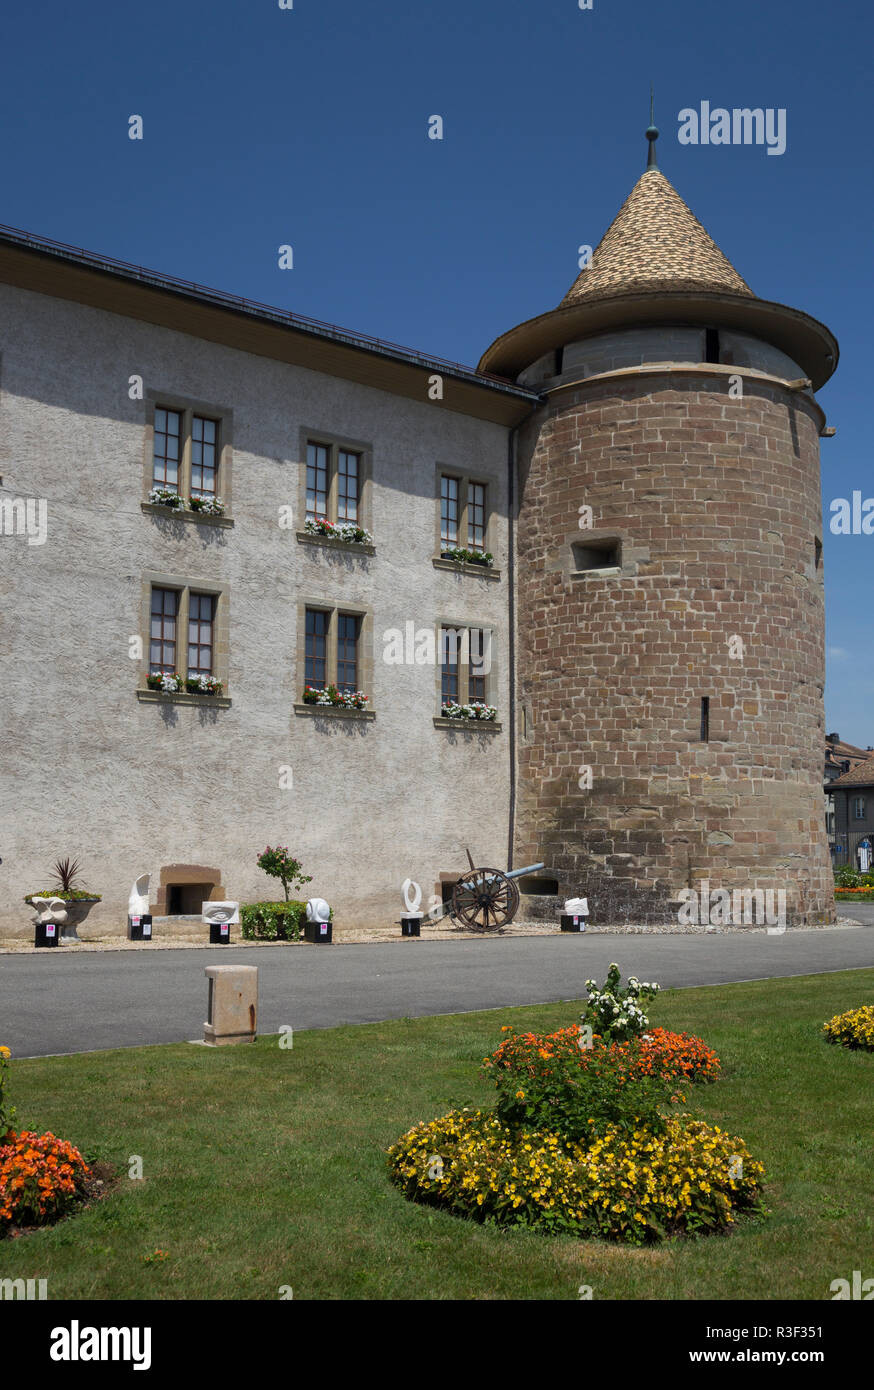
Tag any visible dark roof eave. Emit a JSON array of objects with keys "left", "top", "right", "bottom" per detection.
[
  {"left": 0, "top": 224, "right": 540, "bottom": 424},
  {"left": 479, "top": 289, "right": 839, "bottom": 391}
]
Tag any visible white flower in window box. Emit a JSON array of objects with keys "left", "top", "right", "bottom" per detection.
[
  {"left": 146, "top": 671, "right": 184, "bottom": 693},
  {"left": 149, "top": 486, "right": 184, "bottom": 509},
  {"left": 184, "top": 675, "right": 224, "bottom": 696},
  {"left": 302, "top": 685, "right": 369, "bottom": 710},
  {"left": 188, "top": 494, "right": 225, "bottom": 516},
  {"left": 441, "top": 700, "right": 497, "bottom": 722},
  {"left": 304, "top": 517, "right": 372, "bottom": 545}
]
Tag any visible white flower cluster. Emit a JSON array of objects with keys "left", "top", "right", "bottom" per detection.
[
  {"left": 189, "top": 494, "right": 225, "bottom": 516},
  {"left": 304, "top": 686, "right": 369, "bottom": 709},
  {"left": 149, "top": 486, "right": 183, "bottom": 508},
  {"left": 441, "top": 545, "right": 493, "bottom": 567},
  {"left": 304, "top": 518, "right": 373, "bottom": 544},
  {"left": 187, "top": 674, "right": 222, "bottom": 694},
  {"left": 156, "top": 672, "right": 183, "bottom": 692},
  {"left": 441, "top": 701, "right": 497, "bottom": 721},
  {"left": 581, "top": 963, "right": 661, "bottom": 1041}
]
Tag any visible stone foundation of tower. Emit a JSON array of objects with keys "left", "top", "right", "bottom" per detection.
[{"left": 513, "top": 368, "right": 835, "bottom": 928}]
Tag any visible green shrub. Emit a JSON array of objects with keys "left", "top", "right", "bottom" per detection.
[{"left": 241, "top": 901, "right": 306, "bottom": 941}]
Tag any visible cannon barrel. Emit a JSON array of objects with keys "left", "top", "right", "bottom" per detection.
[{"left": 504, "top": 862, "right": 545, "bottom": 881}]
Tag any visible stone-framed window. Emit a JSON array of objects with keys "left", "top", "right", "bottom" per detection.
[
  {"left": 140, "top": 571, "right": 229, "bottom": 689},
  {"left": 437, "top": 622, "right": 494, "bottom": 708},
  {"left": 149, "top": 587, "right": 178, "bottom": 675},
  {"left": 142, "top": 391, "right": 234, "bottom": 511},
  {"left": 299, "top": 429, "right": 372, "bottom": 530},
  {"left": 854, "top": 796, "right": 866, "bottom": 820},
  {"left": 187, "top": 593, "right": 216, "bottom": 678},
  {"left": 298, "top": 599, "right": 372, "bottom": 698},
  {"left": 437, "top": 470, "right": 492, "bottom": 555}
]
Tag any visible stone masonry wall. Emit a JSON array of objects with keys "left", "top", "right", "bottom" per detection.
[{"left": 513, "top": 367, "right": 834, "bottom": 926}]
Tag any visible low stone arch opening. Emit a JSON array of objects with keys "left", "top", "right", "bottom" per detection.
[{"left": 155, "top": 864, "right": 225, "bottom": 917}]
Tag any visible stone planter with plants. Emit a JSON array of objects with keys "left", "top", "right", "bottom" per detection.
[{"left": 24, "top": 858, "right": 102, "bottom": 943}]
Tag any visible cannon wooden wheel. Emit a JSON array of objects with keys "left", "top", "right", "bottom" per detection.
[{"left": 451, "top": 867, "right": 520, "bottom": 932}]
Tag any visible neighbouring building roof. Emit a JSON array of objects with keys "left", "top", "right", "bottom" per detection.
[
  {"left": 560, "top": 168, "right": 753, "bottom": 307},
  {"left": 829, "top": 753, "right": 874, "bottom": 788}
]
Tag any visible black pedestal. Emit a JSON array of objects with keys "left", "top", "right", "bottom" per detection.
[
  {"left": 560, "top": 914, "right": 587, "bottom": 932},
  {"left": 128, "top": 914, "right": 153, "bottom": 941},
  {"left": 305, "top": 920, "right": 332, "bottom": 943},
  {"left": 401, "top": 915, "right": 422, "bottom": 937},
  {"left": 34, "top": 921, "right": 60, "bottom": 947},
  {"left": 209, "top": 921, "right": 231, "bottom": 944}
]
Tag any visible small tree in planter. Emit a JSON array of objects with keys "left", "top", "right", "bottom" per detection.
[{"left": 256, "top": 846, "right": 312, "bottom": 903}]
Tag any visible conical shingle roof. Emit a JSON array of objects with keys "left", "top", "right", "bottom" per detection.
[{"left": 561, "top": 168, "right": 753, "bottom": 307}]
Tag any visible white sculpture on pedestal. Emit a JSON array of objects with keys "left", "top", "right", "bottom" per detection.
[
  {"left": 565, "top": 897, "right": 589, "bottom": 916},
  {"left": 202, "top": 901, "right": 240, "bottom": 925},
  {"left": 30, "top": 897, "right": 69, "bottom": 930},
  {"left": 129, "top": 874, "right": 151, "bottom": 916},
  {"left": 306, "top": 898, "right": 331, "bottom": 923}
]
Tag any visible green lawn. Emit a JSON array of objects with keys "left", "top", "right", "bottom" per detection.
[{"left": 1, "top": 970, "right": 872, "bottom": 1300}]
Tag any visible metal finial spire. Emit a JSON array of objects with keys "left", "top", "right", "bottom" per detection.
[{"left": 646, "top": 85, "right": 659, "bottom": 169}]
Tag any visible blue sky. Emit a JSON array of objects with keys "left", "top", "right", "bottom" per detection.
[{"left": 1, "top": 0, "right": 871, "bottom": 743}]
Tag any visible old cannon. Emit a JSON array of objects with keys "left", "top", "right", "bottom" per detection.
[{"left": 450, "top": 850, "right": 545, "bottom": 932}]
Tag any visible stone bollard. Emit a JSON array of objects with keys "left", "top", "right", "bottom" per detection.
[{"left": 203, "top": 965, "right": 258, "bottom": 1046}]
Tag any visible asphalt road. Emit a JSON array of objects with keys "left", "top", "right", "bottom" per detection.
[{"left": 1, "top": 921, "right": 872, "bottom": 1058}]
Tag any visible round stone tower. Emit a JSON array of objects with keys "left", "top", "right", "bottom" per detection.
[{"left": 480, "top": 130, "right": 838, "bottom": 927}]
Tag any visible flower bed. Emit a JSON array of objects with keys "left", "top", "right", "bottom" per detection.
[
  {"left": 440, "top": 701, "right": 497, "bottom": 721},
  {"left": 387, "top": 969, "right": 759, "bottom": 1244},
  {"left": 486, "top": 1025, "right": 721, "bottom": 1085},
  {"left": 822, "top": 1005, "right": 874, "bottom": 1051},
  {"left": 388, "top": 1110, "right": 764, "bottom": 1244},
  {"left": 304, "top": 517, "right": 372, "bottom": 545},
  {"left": 302, "top": 685, "right": 368, "bottom": 709}
]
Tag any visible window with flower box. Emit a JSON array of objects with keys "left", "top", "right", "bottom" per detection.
[
  {"left": 299, "top": 432, "right": 372, "bottom": 543},
  {"left": 435, "top": 469, "right": 496, "bottom": 570},
  {"left": 297, "top": 602, "right": 372, "bottom": 713},
  {"left": 142, "top": 393, "right": 233, "bottom": 521},
  {"left": 140, "top": 573, "right": 229, "bottom": 701},
  {"left": 437, "top": 624, "right": 497, "bottom": 722}
]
